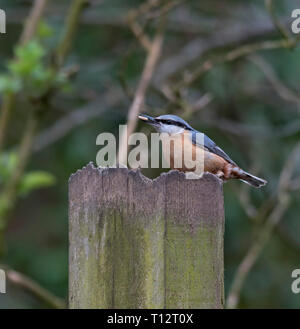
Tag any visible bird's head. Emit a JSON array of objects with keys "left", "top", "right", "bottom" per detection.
[{"left": 138, "top": 114, "right": 193, "bottom": 134}]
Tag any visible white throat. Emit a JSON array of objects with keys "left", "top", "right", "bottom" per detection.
[{"left": 157, "top": 124, "right": 185, "bottom": 135}]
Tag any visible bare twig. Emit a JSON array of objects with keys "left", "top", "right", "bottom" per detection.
[
  {"left": 19, "top": 0, "right": 49, "bottom": 45},
  {"left": 0, "top": 95, "right": 14, "bottom": 153},
  {"left": 33, "top": 88, "right": 124, "bottom": 152},
  {"left": 3, "top": 113, "right": 38, "bottom": 207},
  {"left": 173, "top": 92, "right": 213, "bottom": 119},
  {"left": 118, "top": 23, "right": 165, "bottom": 165},
  {"left": 249, "top": 55, "right": 300, "bottom": 110},
  {"left": 234, "top": 167, "right": 300, "bottom": 253},
  {"left": 160, "top": 36, "right": 299, "bottom": 106},
  {"left": 55, "top": 0, "right": 88, "bottom": 66},
  {"left": 153, "top": 18, "right": 292, "bottom": 86},
  {"left": 188, "top": 93, "right": 213, "bottom": 113},
  {"left": 234, "top": 167, "right": 259, "bottom": 220},
  {"left": 265, "top": 0, "right": 293, "bottom": 44},
  {"left": 1, "top": 265, "right": 65, "bottom": 309},
  {"left": 226, "top": 193, "right": 290, "bottom": 309},
  {"left": 226, "top": 142, "right": 300, "bottom": 309},
  {"left": 127, "top": 13, "right": 152, "bottom": 51},
  {"left": 145, "top": 0, "right": 186, "bottom": 20},
  {"left": 129, "top": 0, "right": 161, "bottom": 19},
  {"left": 0, "top": 112, "right": 37, "bottom": 256},
  {"left": 178, "top": 39, "right": 290, "bottom": 89},
  {"left": 239, "top": 191, "right": 258, "bottom": 219},
  {"left": 127, "top": 0, "right": 160, "bottom": 51},
  {"left": 127, "top": 0, "right": 183, "bottom": 51}
]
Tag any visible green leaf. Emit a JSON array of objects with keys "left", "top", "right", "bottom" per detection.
[
  {"left": 15, "top": 40, "right": 45, "bottom": 62},
  {"left": 0, "top": 151, "right": 18, "bottom": 181},
  {"left": 9, "top": 41, "right": 46, "bottom": 77},
  {"left": 37, "top": 21, "right": 53, "bottom": 39},
  {"left": 19, "top": 171, "right": 56, "bottom": 197}
]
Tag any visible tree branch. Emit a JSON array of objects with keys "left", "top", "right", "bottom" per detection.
[
  {"left": 0, "top": 95, "right": 14, "bottom": 153},
  {"left": 19, "top": 0, "right": 49, "bottom": 45},
  {"left": 0, "top": 112, "right": 37, "bottom": 256},
  {"left": 118, "top": 22, "right": 165, "bottom": 165},
  {"left": 248, "top": 55, "right": 300, "bottom": 110},
  {"left": 153, "top": 14, "right": 296, "bottom": 87},
  {"left": 0, "top": 0, "right": 48, "bottom": 153},
  {"left": 33, "top": 87, "right": 123, "bottom": 153},
  {"left": 0, "top": 0, "right": 87, "bottom": 255},
  {"left": 2, "top": 264, "right": 65, "bottom": 309},
  {"left": 265, "top": 0, "right": 293, "bottom": 44},
  {"left": 177, "top": 39, "right": 291, "bottom": 90},
  {"left": 226, "top": 142, "right": 300, "bottom": 309},
  {"left": 55, "top": 0, "right": 88, "bottom": 66}
]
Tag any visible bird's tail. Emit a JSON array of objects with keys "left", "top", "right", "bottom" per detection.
[{"left": 239, "top": 171, "right": 267, "bottom": 188}]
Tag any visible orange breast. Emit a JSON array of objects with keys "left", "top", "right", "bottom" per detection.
[{"left": 160, "top": 132, "right": 228, "bottom": 175}]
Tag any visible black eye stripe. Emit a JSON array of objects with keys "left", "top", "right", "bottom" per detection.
[
  {"left": 160, "top": 119, "right": 175, "bottom": 125},
  {"left": 156, "top": 118, "right": 192, "bottom": 130}
]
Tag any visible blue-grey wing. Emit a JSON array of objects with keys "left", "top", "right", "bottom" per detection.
[{"left": 190, "top": 130, "right": 237, "bottom": 166}]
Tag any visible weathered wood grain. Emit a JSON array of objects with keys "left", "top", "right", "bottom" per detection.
[{"left": 69, "top": 163, "right": 224, "bottom": 309}]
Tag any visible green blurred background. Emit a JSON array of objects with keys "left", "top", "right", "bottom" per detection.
[{"left": 0, "top": 0, "right": 299, "bottom": 308}]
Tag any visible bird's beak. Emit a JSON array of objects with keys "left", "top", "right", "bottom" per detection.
[{"left": 138, "top": 114, "right": 157, "bottom": 125}]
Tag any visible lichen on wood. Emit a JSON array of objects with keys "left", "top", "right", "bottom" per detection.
[{"left": 69, "top": 163, "right": 224, "bottom": 309}]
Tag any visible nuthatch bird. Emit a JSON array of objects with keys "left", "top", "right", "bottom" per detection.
[{"left": 138, "top": 114, "right": 267, "bottom": 188}]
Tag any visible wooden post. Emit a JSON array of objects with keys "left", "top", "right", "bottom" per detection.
[{"left": 69, "top": 163, "right": 224, "bottom": 309}]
